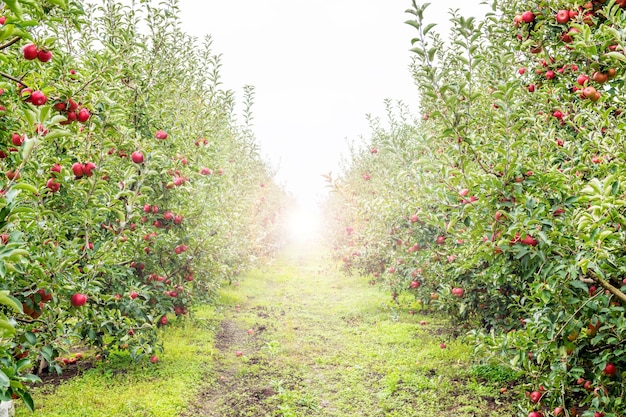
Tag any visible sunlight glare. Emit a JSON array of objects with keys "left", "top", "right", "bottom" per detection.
[{"left": 286, "top": 205, "right": 322, "bottom": 243}]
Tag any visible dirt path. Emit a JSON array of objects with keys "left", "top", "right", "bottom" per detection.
[{"left": 182, "top": 244, "right": 511, "bottom": 417}]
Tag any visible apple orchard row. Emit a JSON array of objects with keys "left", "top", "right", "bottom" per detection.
[
  {"left": 326, "top": 1, "right": 626, "bottom": 416},
  {"left": 0, "top": 0, "right": 288, "bottom": 409}
]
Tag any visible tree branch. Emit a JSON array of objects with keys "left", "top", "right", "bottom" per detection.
[
  {"left": 588, "top": 269, "right": 626, "bottom": 305},
  {"left": 0, "top": 37, "right": 21, "bottom": 51},
  {"left": 0, "top": 71, "right": 28, "bottom": 88}
]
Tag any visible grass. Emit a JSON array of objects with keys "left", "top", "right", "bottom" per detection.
[
  {"left": 14, "top": 304, "right": 226, "bottom": 417},
  {"left": 14, "top": 242, "right": 515, "bottom": 416}
]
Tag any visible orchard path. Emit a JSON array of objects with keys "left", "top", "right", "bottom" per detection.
[{"left": 182, "top": 243, "right": 511, "bottom": 417}]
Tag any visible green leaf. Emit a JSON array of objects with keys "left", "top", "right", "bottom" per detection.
[
  {"left": 11, "top": 183, "right": 38, "bottom": 194},
  {"left": 3, "top": 0, "right": 24, "bottom": 19},
  {"left": 0, "top": 290, "right": 22, "bottom": 313},
  {"left": 0, "top": 370, "right": 10, "bottom": 389},
  {"left": 22, "top": 391, "right": 35, "bottom": 412},
  {"left": 0, "top": 318, "right": 16, "bottom": 336},
  {"left": 44, "top": 129, "right": 72, "bottom": 141},
  {"left": 47, "top": 0, "right": 67, "bottom": 9},
  {"left": 422, "top": 23, "right": 437, "bottom": 35},
  {"left": 604, "top": 51, "right": 626, "bottom": 62}
]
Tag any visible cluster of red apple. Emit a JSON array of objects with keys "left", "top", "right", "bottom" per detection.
[
  {"left": 22, "top": 43, "right": 52, "bottom": 62},
  {"left": 53, "top": 98, "right": 90, "bottom": 124},
  {"left": 71, "top": 161, "right": 97, "bottom": 178}
]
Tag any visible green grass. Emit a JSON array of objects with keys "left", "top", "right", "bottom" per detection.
[
  {"left": 14, "top": 305, "right": 225, "bottom": 417},
  {"left": 14, "top": 243, "right": 514, "bottom": 416}
]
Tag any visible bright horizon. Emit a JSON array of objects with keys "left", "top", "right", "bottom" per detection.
[{"left": 178, "top": 0, "right": 490, "bottom": 210}]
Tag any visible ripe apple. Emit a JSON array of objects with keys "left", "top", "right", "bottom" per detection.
[
  {"left": 545, "top": 70, "right": 555, "bottom": 80},
  {"left": 439, "top": 343, "right": 446, "bottom": 349},
  {"left": 235, "top": 351, "right": 243, "bottom": 357},
  {"left": 200, "top": 167, "right": 212, "bottom": 175},
  {"left": 528, "top": 412, "right": 542, "bottom": 417},
  {"left": 82, "top": 162, "right": 96, "bottom": 176},
  {"left": 529, "top": 390, "right": 542, "bottom": 404},
  {"left": 130, "top": 291, "right": 138, "bottom": 299},
  {"left": 521, "top": 235, "right": 537, "bottom": 246},
  {"left": 23, "top": 44, "right": 38, "bottom": 60},
  {"left": 410, "top": 214, "right": 419, "bottom": 223},
  {"left": 452, "top": 287, "right": 464, "bottom": 297},
  {"left": 0, "top": 16, "right": 5, "bottom": 25},
  {"left": 77, "top": 108, "right": 90, "bottom": 122},
  {"left": 592, "top": 71, "right": 608, "bottom": 84},
  {"left": 521, "top": 11, "right": 535, "bottom": 23},
  {"left": 38, "top": 289, "right": 53, "bottom": 302},
  {"left": 248, "top": 329, "right": 254, "bottom": 335},
  {"left": 604, "top": 363, "right": 616, "bottom": 376},
  {"left": 528, "top": 84, "right": 535, "bottom": 92},
  {"left": 553, "top": 110, "right": 564, "bottom": 120},
  {"left": 30, "top": 90, "right": 47, "bottom": 106},
  {"left": 556, "top": 10, "right": 570, "bottom": 24},
  {"left": 577, "top": 74, "right": 589, "bottom": 86},
  {"left": 131, "top": 151, "right": 144, "bottom": 164},
  {"left": 410, "top": 280, "right": 420, "bottom": 289},
  {"left": 71, "top": 293, "right": 87, "bottom": 307},
  {"left": 159, "top": 315, "right": 168, "bottom": 326},
  {"left": 150, "top": 355, "right": 158, "bottom": 363},
  {"left": 11, "top": 133, "right": 23, "bottom": 146},
  {"left": 46, "top": 178, "right": 61, "bottom": 193},
  {"left": 155, "top": 130, "right": 168, "bottom": 139},
  {"left": 37, "top": 49, "right": 52, "bottom": 62}
]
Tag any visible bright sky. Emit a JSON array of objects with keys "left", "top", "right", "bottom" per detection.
[{"left": 178, "top": 0, "right": 489, "bottom": 210}]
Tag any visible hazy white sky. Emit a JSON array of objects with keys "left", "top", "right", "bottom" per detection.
[{"left": 178, "top": 0, "right": 489, "bottom": 207}]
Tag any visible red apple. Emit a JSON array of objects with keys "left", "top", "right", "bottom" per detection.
[
  {"left": 71, "top": 293, "right": 87, "bottom": 307},
  {"left": 23, "top": 44, "right": 38, "bottom": 60},
  {"left": 30, "top": 90, "right": 47, "bottom": 106},
  {"left": 452, "top": 287, "right": 464, "bottom": 297},
  {"left": 11, "top": 133, "right": 23, "bottom": 146},
  {"left": 150, "top": 355, "right": 159, "bottom": 363},
  {"left": 604, "top": 363, "right": 616, "bottom": 376},
  {"left": 130, "top": 291, "right": 138, "bottom": 299},
  {"left": 530, "top": 390, "right": 542, "bottom": 404},
  {"left": 46, "top": 178, "right": 60, "bottom": 193},
  {"left": 521, "top": 11, "right": 535, "bottom": 23},
  {"left": 159, "top": 315, "right": 168, "bottom": 326},
  {"left": 556, "top": 10, "right": 570, "bottom": 24},
  {"left": 77, "top": 108, "right": 90, "bottom": 122},
  {"left": 235, "top": 351, "right": 243, "bottom": 357},
  {"left": 155, "top": 130, "right": 168, "bottom": 139},
  {"left": 82, "top": 162, "right": 96, "bottom": 177},
  {"left": 577, "top": 74, "right": 589, "bottom": 86},
  {"left": 71, "top": 162, "right": 84, "bottom": 177},
  {"left": 37, "top": 49, "right": 52, "bottom": 62},
  {"left": 521, "top": 235, "right": 538, "bottom": 246},
  {"left": 131, "top": 151, "right": 144, "bottom": 164}
]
